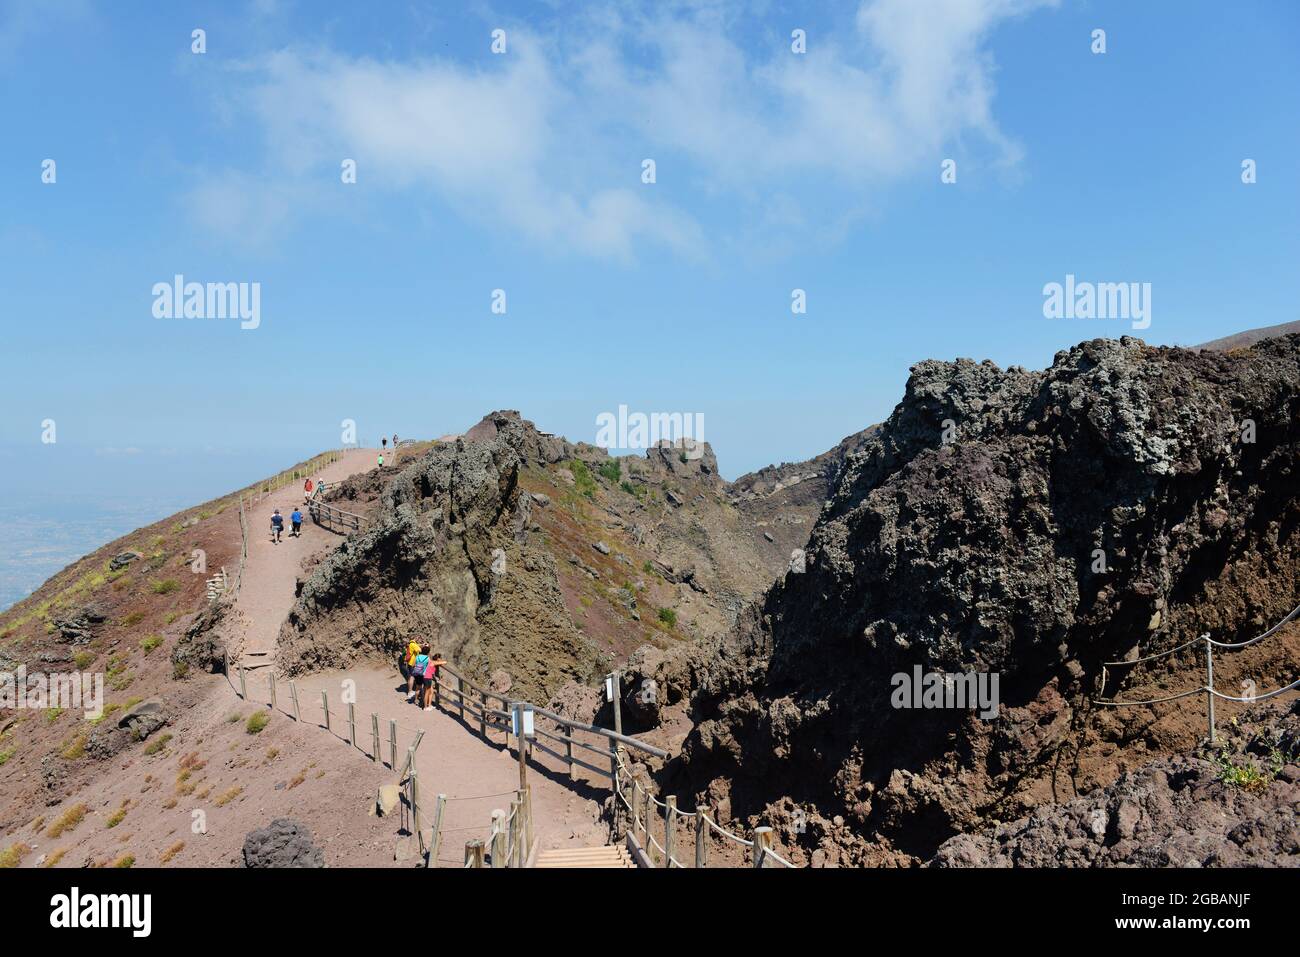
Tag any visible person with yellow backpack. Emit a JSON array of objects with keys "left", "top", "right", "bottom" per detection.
[{"left": 402, "top": 638, "right": 421, "bottom": 702}]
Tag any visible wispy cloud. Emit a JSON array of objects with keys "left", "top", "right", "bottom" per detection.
[{"left": 187, "top": 0, "right": 1054, "bottom": 259}]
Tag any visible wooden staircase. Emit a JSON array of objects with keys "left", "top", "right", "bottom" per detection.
[{"left": 534, "top": 844, "right": 634, "bottom": 869}]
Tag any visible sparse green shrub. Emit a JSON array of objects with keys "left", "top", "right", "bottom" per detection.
[
  {"left": 245, "top": 712, "right": 269, "bottom": 735},
  {"left": 172, "top": 661, "right": 189, "bottom": 680},
  {"left": 657, "top": 607, "right": 677, "bottom": 628},
  {"left": 140, "top": 634, "right": 163, "bottom": 655},
  {"left": 568, "top": 460, "right": 597, "bottom": 499},
  {"left": 112, "top": 854, "right": 135, "bottom": 868},
  {"left": 120, "top": 611, "right": 146, "bottom": 627},
  {"left": 149, "top": 579, "right": 180, "bottom": 595},
  {"left": 143, "top": 733, "right": 172, "bottom": 756},
  {"left": 598, "top": 460, "right": 621, "bottom": 483},
  {"left": 73, "top": 651, "right": 96, "bottom": 669}
]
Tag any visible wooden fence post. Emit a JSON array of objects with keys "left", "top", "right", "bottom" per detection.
[
  {"left": 289, "top": 680, "right": 300, "bottom": 722},
  {"left": 464, "top": 840, "right": 485, "bottom": 869},
  {"left": 321, "top": 691, "right": 330, "bottom": 732},
  {"left": 269, "top": 673, "right": 277, "bottom": 712},
  {"left": 370, "top": 713, "right": 380, "bottom": 762},
  {"left": 389, "top": 720, "right": 397, "bottom": 769},
  {"left": 457, "top": 677, "right": 465, "bottom": 720},
  {"left": 400, "top": 729, "right": 425, "bottom": 779},
  {"left": 632, "top": 778, "right": 642, "bottom": 842},
  {"left": 238, "top": 665, "right": 247, "bottom": 700},
  {"left": 641, "top": 787, "right": 653, "bottom": 861},
  {"left": 490, "top": 810, "right": 506, "bottom": 868},
  {"left": 523, "top": 784, "right": 534, "bottom": 859},
  {"left": 479, "top": 691, "right": 487, "bottom": 738},
  {"left": 664, "top": 796, "right": 677, "bottom": 869},
  {"left": 695, "top": 805, "right": 709, "bottom": 868},
  {"left": 564, "top": 724, "right": 575, "bottom": 780},
  {"left": 510, "top": 795, "right": 523, "bottom": 867},
  {"left": 752, "top": 826, "right": 774, "bottom": 869},
  {"left": 428, "top": 794, "right": 447, "bottom": 868},
  {"left": 348, "top": 703, "right": 357, "bottom": 747},
  {"left": 410, "top": 771, "right": 423, "bottom": 854}
]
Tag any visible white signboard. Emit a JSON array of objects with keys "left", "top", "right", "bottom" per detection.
[
  {"left": 511, "top": 706, "right": 535, "bottom": 739},
  {"left": 604, "top": 674, "right": 616, "bottom": 702}
]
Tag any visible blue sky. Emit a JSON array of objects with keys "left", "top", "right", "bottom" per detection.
[{"left": 2, "top": 0, "right": 1298, "bottom": 502}]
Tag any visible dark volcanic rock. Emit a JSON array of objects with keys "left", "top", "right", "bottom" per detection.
[
  {"left": 930, "top": 699, "right": 1300, "bottom": 867},
  {"left": 242, "top": 818, "right": 325, "bottom": 868},
  {"left": 52, "top": 604, "right": 107, "bottom": 645},
  {"left": 671, "top": 334, "right": 1300, "bottom": 863}
]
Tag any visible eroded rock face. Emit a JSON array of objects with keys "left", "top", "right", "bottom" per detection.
[
  {"left": 52, "top": 605, "right": 107, "bottom": 645},
  {"left": 277, "top": 412, "right": 602, "bottom": 702},
  {"left": 242, "top": 818, "right": 325, "bottom": 868},
  {"left": 672, "top": 335, "right": 1300, "bottom": 863}
]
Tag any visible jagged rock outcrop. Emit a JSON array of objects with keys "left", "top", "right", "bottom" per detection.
[
  {"left": 278, "top": 412, "right": 603, "bottom": 702},
  {"left": 669, "top": 335, "right": 1300, "bottom": 863}
]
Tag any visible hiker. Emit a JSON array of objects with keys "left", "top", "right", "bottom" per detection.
[
  {"left": 290, "top": 507, "right": 303, "bottom": 537},
  {"left": 382, "top": 437, "right": 388, "bottom": 450},
  {"left": 393, "top": 433, "right": 398, "bottom": 448},
  {"left": 411, "top": 645, "right": 430, "bottom": 706},
  {"left": 420, "top": 648, "right": 448, "bottom": 712},
  {"left": 270, "top": 509, "right": 284, "bottom": 544},
  {"left": 377, "top": 451, "right": 384, "bottom": 469},
  {"left": 402, "top": 638, "right": 422, "bottom": 701},
  {"left": 303, "top": 478, "right": 314, "bottom": 502}
]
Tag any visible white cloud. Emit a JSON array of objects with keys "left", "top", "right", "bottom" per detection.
[{"left": 188, "top": 0, "right": 1053, "bottom": 259}]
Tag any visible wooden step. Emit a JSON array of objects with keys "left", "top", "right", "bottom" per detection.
[{"left": 535, "top": 845, "right": 632, "bottom": 869}]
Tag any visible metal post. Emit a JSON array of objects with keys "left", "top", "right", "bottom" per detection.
[
  {"left": 1205, "top": 635, "right": 1216, "bottom": 744},
  {"left": 695, "top": 805, "right": 708, "bottom": 868},
  {"left": 348, "top": 703, "right": 356, "bottom": 747},
  {"left": 269, "top": 673, "right": 277, "bottom": 711},
  {"left": 321, "top": 691, "right": 330, "bottom": 732},
  {"left": 752, "top": 826, "right": 774, "bottom": 869},
  {"left": 370, "top": 713, "right": 380, "bottom": 762},
  {"left": 410, "top": 771, "right": 423, "bottom": 854},
  {"left": 289, "top": 680, "right": 300, "bottom": 721}
]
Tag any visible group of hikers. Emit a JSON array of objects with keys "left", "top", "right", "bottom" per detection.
[
  {"left": 377, "top": 433, "right": 399, "bottom": 470},
  {"left": 401, "top": 640, "right": 448, "bottom": 711},
  {"left": 269, "top": 506, "right": 303, "bottom": 544}
]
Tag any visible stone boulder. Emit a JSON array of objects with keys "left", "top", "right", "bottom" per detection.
[{"left": 242, "top": 818, "right": 326, "bottom": 868}]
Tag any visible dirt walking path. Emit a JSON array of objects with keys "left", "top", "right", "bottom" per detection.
[{"left": 223, "top": 447, "right": 610, "bottom": 862}]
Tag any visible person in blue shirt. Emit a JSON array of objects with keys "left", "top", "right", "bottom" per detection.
[
  {"left": 290, "top": 508, "right": 303, "bottom": 538},
  {"left": 270, "top": 509, "right": 284, "bottom": 544}
]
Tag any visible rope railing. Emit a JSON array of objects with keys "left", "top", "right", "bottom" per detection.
[
  {"left": 612, "top": 749, "right": 799, "bottom": 868},
  {"left": 1095, "top": 601, "right": 1300, "bottom": 743}
]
